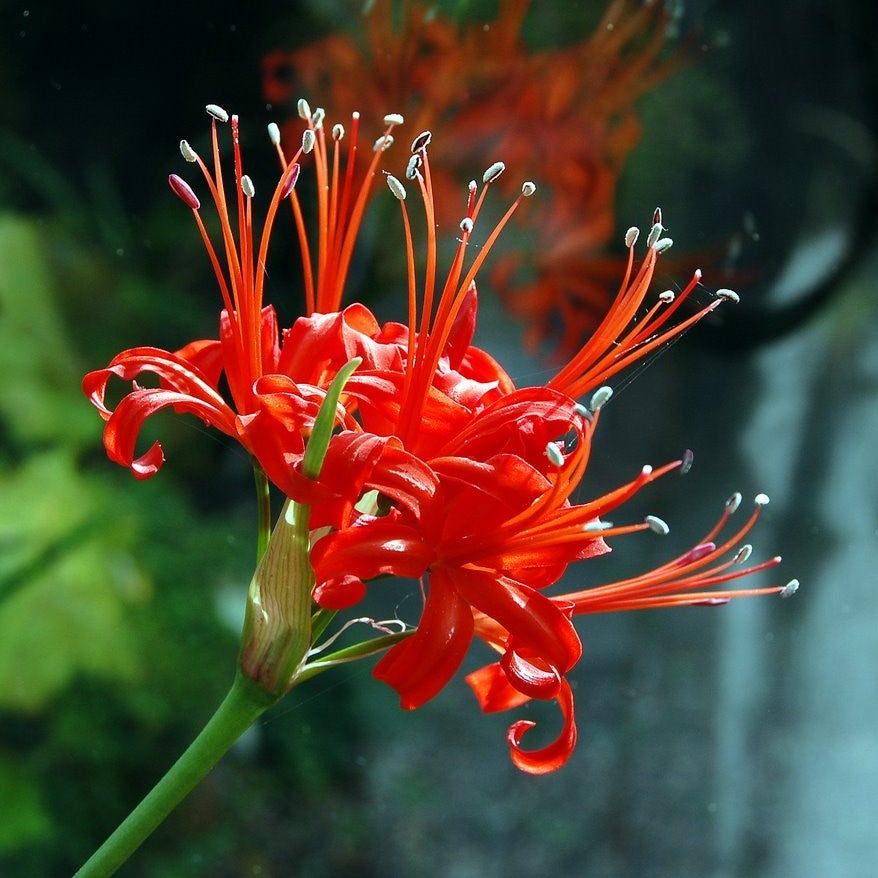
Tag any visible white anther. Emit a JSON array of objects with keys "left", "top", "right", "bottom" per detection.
[
  {"left": 624, "top": 226, "right": 640, "bottom": 248},
  {"left": 405, "top": 154, "right": 422, "bottom": 180},
  {"left": 654, "top": 237, "right": 674, "bottom": 253},
  {"left": 725, "top": 492, "right": 743, "bottom": 514},
  {"left": 297, "top": 98, "right": 312, "bottom": 120},
  {"left": 780, "top": 578, "right": 799, "bottom": 599},
  {"left": 645, "top": 515, "right": 670, "bottom": 536},
  {"left": 206, "top": 103, "right": 229, "bottom": 122},
  {"left": 585, "top": 520, "right": 613, "bottom": 532},
  {"left": 755, "top": 492, "right": 770, "bottom": 506},
  {"left": 716, "top": 288, "right": 740, "bottom": 304},
  {"left": 311, "top": 107, "right": 325, "bottom": 128},
  {"left": 302, "top": 129, "right": 315, "bottom": 154},
  {"left": 411, "top": 131, "right": 432, "bottom": 152},
  {"left": 179, "top": 139, "right": 198, "bottom": 163},
  {"left": 332, "top": 123, "right": 345, "bottom": 141},
  {"left": 658, "top": 290, "right": 675, "bottom": 303},
  {"left": 653, "top": 207, "right": 663, "bottom": 226},
  {"left": 521, "top": 181, "right": 536, "bottom": 197},
  {"left": 680, "top": 449, "right": 695, "bottom": 475},
  {"left": 482, "top": 161, "right": 505, "bottom": 184},
  {"left": 267, "top": 122, "right": 281, "bottom": 145},
  {"left": 573, "top": 402, "right": 591, "bottom": 420},
  {"left": 386, "top": 174, "right": 406, "bottom": 200},
  {"left": 589, "top": 385, "right": 613, "bottom": 411},
  {"left": 733, "top": 544, "right": 753, "bottom": 564},
  {"left": 240, "top": 175, "right": 255, "bottom": 198},
  {"left": 641, "top": 465, "right": 654, "bottom": 476},
  {"left": 545, "top": 442, "right": 565, "bottom": 468},
  {"left": 373, "top": 134, "right": 394, "bottom": 152},
  {"left": 459, "top": 216, "right": 474, "bottom": 234},
  {"left": 646, "top": 222, "right": 663, "bottom": 248},
  {"left": 383, "top": 113, "right": 404, "bottom": 126}
]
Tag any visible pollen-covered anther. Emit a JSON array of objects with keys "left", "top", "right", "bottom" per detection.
[
  {"left": 179, "top": 139, "right": 198, "bottom": 163},
  {"left": 646, "top": 222, "right": 663, "bottom": 248},
  {"left": 311, "top": 107, "right": 325, "bottom": 128},
  {"left": 241, "top": 175, "right": 255, "bottom": 199},
  {"left": 573, "top": 402, "right": 591, "bottom": 420},
  {"left": 624, "top": 226, "right": 640, "bottom": 248},
  {"left": 780, "top": 579, "right": 800, "bottom": 599},
  {"left": 654, "top": 237, "right": 674, "bottom": 254},
  {"left": 383, "top": 113, "right": 404, "bottom": 126},
  {"left": 301, "top": 129, "right": 316, "bottom": 154},
  {"left": 297, "top": 98, "right": 312, "bottom": 120},
  {"left": 373, "top": 134, "right": 394, "bottom": 152},
  {"left": 332, "top": 123, "right": 345, "bottom": 142},
  {"left": 168, "top": 174, "right": 200, "bottom": 210},
  {"left": 267, "top": 122, "right": 281, "bottom": 145},
  {"left": 521, "top": 181, "right": 536, "bottom": 197},
  {"left": 545, "top": 442, "right": 565, "bottom": 468},
  {"left": 754, "top": 492, "right": 770, "bottom": 507},
  {"left": 206, "top": 103, "right": 229, "bottom": 123},
  {"left": 644, "top": 515, "right": 670, "bottom": 536},
  {"left": 386, "top": 174, "right": 406, "bottom": 201},
  {"left": 658, "top": 290, "right": 675, "bottom": 303},
  {"left": 482, "top": 161, "right": 506, "bottom": 184},
  {"left": 589, "top": 385, "right": 613, "bottom": 412},
  {"left": 716, "top": 288, "right": 741, "bottom": 304},
  {"left": 733, "top": 544, "right": 753, "bottom": 564},
  {"left": 585, "top": 520, "right": 613, "bottom": 532},
  {"left": 459, "top": 217, "right": 474, "bottom": 234},
  {"left": 411, "top": 130, "right": 432, "bottom": 153},
  {"left": 725, "top": 492, "right": 743, "bottom": 514},
  {"left": 680, "top": 449, "right": 695, "bottom": 475},
  {"left": 405, "top": 154, "right": 422, "bottom": 180}
]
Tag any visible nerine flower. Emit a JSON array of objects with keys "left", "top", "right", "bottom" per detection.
[{"left": 84, "top": 105, "right": 795, "bottom": 773}]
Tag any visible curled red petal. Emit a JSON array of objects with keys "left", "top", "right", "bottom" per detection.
[
  {"left": 466, "top": 662, "right": 531, "bottom": 713},
  {"left": 500, "top": 649, "right": 562, "bottom": 700},
  {"left": 373, "top": 568, "right": 474, "bottom": 709},
  {"left": 100, "top": 386, "right": 237, "bottom": 479},
  {"left": 313, "top": 574, "right": 367, "bottom": 610},
  {"left": 507, "top": 679, "right": 577, "bottom": 775},
  {"left": 453, "top": 567, "right": 582, "bottom": 674}
]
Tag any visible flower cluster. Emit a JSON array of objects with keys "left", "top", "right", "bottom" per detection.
[
  {"left": 84, "top": 103, "right": 795, "bottom": 773},
  {"left": 263, "top": 0, "right": 688, "bottom": 355}
]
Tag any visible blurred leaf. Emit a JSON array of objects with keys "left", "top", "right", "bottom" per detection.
[
  {"left": 0, "top": 451, "right": 149, "bottom": 712},
  {"left": 0, "top": 757, "right": 51, "bottom": 852},
  {"left": 0, "top": 213, "right": 96, "bottom": 450}
]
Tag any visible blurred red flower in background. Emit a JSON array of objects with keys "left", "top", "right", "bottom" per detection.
[{"left": 262, "top": 0, "right": 688, "bottom": 354}]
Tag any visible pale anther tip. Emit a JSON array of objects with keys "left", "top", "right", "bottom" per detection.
[
  {"left": 716, "top": 288, "right": 740, "bottom": 304},
  {"left": 332, "top": 123, "right": 345, "bottom": 142},
  {"left": 780, "top": 579, "right": 799, "bottom": 599},
  {"left": 386, "top": 174, "right": 406, "bottom": 200},
  {"left": 521, "top": 181, "right": 536, "bottom": 197},
  {"left": 482, "top": 161, "right": 506, "bottom": 184},
  {"left": 297, "top": 98, "right": 312, "bottom": 120},
  {"left": 545, "top": 442, "right": 565, "bottom": 468},
  {"left": 658, "top": 290, "right": 675, "bottom": 303},
  {"left": 645, "top": 515, "right": 670, "bottom": 536},
  {"left": 411, "top": 130, "right": 432, "bottom": 153},
  {"left": 624, "top": 226, "right": 640, "bottom": 248},
  {"left": 755, "top": 492, "right": 770, "bottom": 506},
  {"left": 725, "top": 491, "right": 743, "bottom": 513},
  {"left": 589, "top": 385, "right": 613, "bottom": 411},
  {"left": 267, "top": 122, "right": 281, "bottom": 145},
  {"left": 373, "top": 133, "right": 393, "bottom": 152},
  {"left": 654, "top": 237, "right": 674, "bottom": 253},
  {"left": 459, "top": 216, "right": 474, "bottom": 234},
  {"left": 302, "top": 129, "right": 315, "bottom": 154},
  {"left": 206, "top": 103, "right": 229, "bottom": 123},
  {"left": 383, "top": 112, "right": 404, "bottom": 126},
  {"left": 241, "top": 175, "right": 255, "bottom": 199},
  {"left": 179, "top": 139, "right": 198, "bottom": 163}
]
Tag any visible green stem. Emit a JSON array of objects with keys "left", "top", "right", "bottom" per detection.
[{"left": 73, "top": 673, "right": 277, "bottom": 878}]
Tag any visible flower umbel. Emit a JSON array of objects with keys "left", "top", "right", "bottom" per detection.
[{"left": 83, "top": 105, "right": 795, "bottom": 777}]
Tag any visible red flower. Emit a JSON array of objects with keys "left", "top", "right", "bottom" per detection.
[{"left": 84, "top": 106, "right": 794, "bottom": 773}]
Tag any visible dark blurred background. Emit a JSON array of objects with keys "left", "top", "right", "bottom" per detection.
[{"left": 1, "top": 1, "right": 876, "bottom": 876}]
